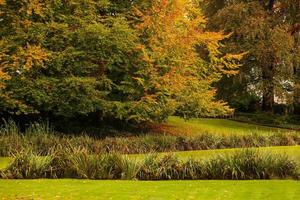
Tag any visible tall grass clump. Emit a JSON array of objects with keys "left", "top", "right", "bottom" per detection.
[
  {"left": 0, "top": 121, "right": 299, "bottom": 156},
  {"left": 66, "top": 148, "right": 138, "bottom": 179},
  {"left": 0, "top": 120, "right": 24, "bottom": 156},
  {"left": 0, "top": 120, "right": 19, "bottom": 136},
  {"left": 136, "top": 150, "right": 298, "bottom": 180},
  {"left": 202, "top": 150, "right": 298, "bottom": 179},
  {"left": 25, "top": 121, "right": 54, "bottom": 136},
  {"left": 0, "top": 150, "right": 54, "bottom": 179},
  {"left": 137, "top": 154, "right": 183, "bottom": 180},
  {"left": 0, "top": 148, "right": 140, "bottom": 180},
  {"left": 1, "top": 149, "right": 298, "bottom": 180}
]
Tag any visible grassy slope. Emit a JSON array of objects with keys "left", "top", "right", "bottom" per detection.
[
  {"left": 164, "top": 116, "right": 295, "bottom": 135},
  {"left": 0, "top": 179, "right": 299, "bottom": 200},
  {"left": 131, "top": 146, "right": 300, "bottom": 163}
]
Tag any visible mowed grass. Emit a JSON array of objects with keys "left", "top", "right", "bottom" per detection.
[
  {"left": 0, "top": 157, "right": 11, "bottom": 170},
  {"left": 163, "top": 116, "right": 294, "bottom": 136},
  {"left": 131, "top": 146, "right": 300, "bottom": 164},
  {"left": 0, "top": 179, "right": 299, "bottom": 200}
]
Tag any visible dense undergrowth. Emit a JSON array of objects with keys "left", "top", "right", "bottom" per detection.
[
  {"left": 0, "top": 121, "right": 299, "bottom": 157},
  {"left": 1, "top": 149, "right": 298, "bottom": 180}
]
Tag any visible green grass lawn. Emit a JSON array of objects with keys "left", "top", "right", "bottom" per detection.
[
  {"left": 164, "top": 116, "right": 296, "bottom": 135},
  {"left": 131, "top": 145, "right": 300, "bottom": 163},
  {"left": 0, "top": 157, "right": 11, "bottom": 170},
  {"left": 0, "top": 179, "right": 299, "bottom": 200}
]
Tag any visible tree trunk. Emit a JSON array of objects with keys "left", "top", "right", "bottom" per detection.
[
  {"left": 262, "top": 64, "right": 275, "bottom": 112},
  {"left": 262, "top": 84, "right": 274, "bottom": 112},
  {"left": 292, "top": 2, "right": 300, "bottom": 114},
  {"left": 294, "top": 32, "right": 300, "bottom": 114},
  {"left": 294, "top": 78, "right": 300, "bottom": 114},
  {"left": 268, "top": 0, "right": 275, "bottom": 11}
]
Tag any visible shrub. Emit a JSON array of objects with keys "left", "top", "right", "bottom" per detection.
[{"left": 0, "top": 132, "right": 300, "bottom": 157}]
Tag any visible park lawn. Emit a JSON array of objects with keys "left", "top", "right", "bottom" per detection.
[
  {"left": 162, "top": 116, "right": 295, "bottom": 136},
  {"left": 0, "top": 179, "right": 299, "bottom": 200},
  {"left": 131, "top": 145, "right": 300, "bottom": 163},
  {"left": 0, "top": 157, "right": 11, "bottom": 170}
]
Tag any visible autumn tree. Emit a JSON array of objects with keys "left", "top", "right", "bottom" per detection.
[
  {"left": 0, "top": 0, "right": 240, "bottom": 125},
  {"left": 133, "top": 0, "right": 243, "bottom": 119},
  {"left": 286, "top": 0, "right": 300, "bottom": 113},
  {"left": 0, "top": 0, "right": 141, "bottom": 118}
]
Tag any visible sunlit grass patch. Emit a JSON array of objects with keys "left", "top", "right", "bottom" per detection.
[
  {"left": 0, "top": 157, "right": 11, "bottom": 170},
  {"left": 0, "top": 180, "right": 299, "bottom": 200},
  {"left": 160, "top": 116, "right": 295, "bottom": 136},
  {"left": 130, "top": 146, "right": 300, "bottom": 164}
]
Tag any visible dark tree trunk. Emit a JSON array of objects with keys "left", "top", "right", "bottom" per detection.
[
  {"left": 260, "top": 0, "right": 276, "bottom": 113},
  {"left": 294, "top": 33, "right": 300, "bottom": 114},
  {"left": 294, "top": 75, "right": 300, "bottom": 114},
  {"left": 269, "top": 0, "right": 275, "bottom": 10},
  {"left": 262, "top": 84, "right": 274, "bottom": 112},
  {"left": 262, "top": 64, "right": 275, "bottom": 112}
]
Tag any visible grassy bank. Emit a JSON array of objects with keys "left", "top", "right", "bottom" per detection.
[
  {"left": 163, "top": 116, "right": 293, "bottom": 135},
  {"left": 132, "top": 145, "right": 300, "bottom": 162},
  {"left": 0, "top": 179, "right": 299, "bottom": 200}
]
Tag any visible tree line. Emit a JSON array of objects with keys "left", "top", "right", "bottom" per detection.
[
  {"left": 0, "top": 0, "right": 241, "bottom": 124},
  {"left": 0, "top": 0, "right": 299, "bottom": 126}
]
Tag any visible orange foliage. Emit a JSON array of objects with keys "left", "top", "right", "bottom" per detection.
[
  {"left": 21, "top": 0, "right": 44, "bottom": 16},
  {"left": 0, "top": 40, "right": 10, "bottom": 89},
  {"left": 12, "top": 44, "right": 49, "bottom": 70},
  {"left": 135, "top": 0, "right": 241, "bottom": 93},
  {"left": 134, "top": 0, "right": 242, "bottom": 117}
]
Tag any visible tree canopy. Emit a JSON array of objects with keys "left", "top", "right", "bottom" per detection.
[
  {"left": 0, "top": 0, "right": 241, "bottom": 123},
  {"left": 202, "top": 0, "right": 300, "bottom": 113}
]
